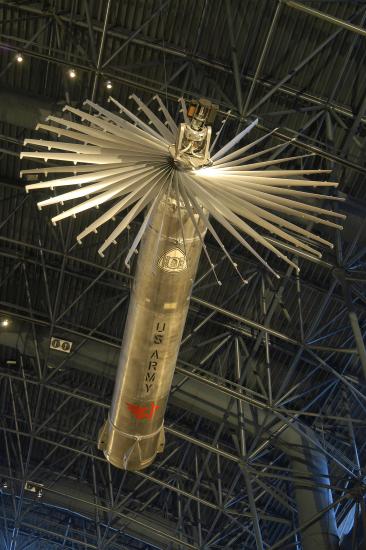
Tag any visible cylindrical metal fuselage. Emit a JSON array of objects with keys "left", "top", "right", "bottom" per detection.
[{"left": 98, "top": 194, "right": 205, "bottom": 470}]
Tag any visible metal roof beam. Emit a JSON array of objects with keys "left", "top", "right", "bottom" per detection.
[
  {"left": 245, "top": 3, "right": 366, "bottom": 119},
  {"left": 0, "top": 441, "right": 288, "bottom": 527},
  {"left": 1, "top": 309, "right": 364, "bottom": 414},
  {"left": 1, "top": 2, "right": 364, "bottom": 124},
  {"left": 1, "top": 377, "right": 355, "bottom": 487},
  {"left": 282, "top": 0, "right": 366, "bottom": 37},
  {"left": 2, "top": 32, "right": 365, "bottom": 173},
  {"left": 101, "top": 0, "right": 172, "bottom": 70},
  {"left": 0, "top": 228, "right": 356, "bottom": 308},
  {"left": 224, "top": 0, "right": 243, "bottom": 114},
  {"left": 0, "top": 283, "right": 358, "bottom": 355},
  {"left": 242, "top": 1, "right": 283, "bottom": 116},
  {"left": 90, "top": 0, "right": 112, "bottom": 102},
  {"left": 0, "top": 470, "right": 198, "bottom": 549}
]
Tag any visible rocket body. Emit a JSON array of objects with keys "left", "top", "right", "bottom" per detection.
[{"left": 98, "top": 195, "right": 205, "bottom": 470}]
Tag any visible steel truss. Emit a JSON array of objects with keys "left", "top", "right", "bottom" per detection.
[
  {"left": 0, "top": 0, "right": 365, "bottom": 548},
  {"left": 0, "top": 174, "right": 365, "bottom": 546},
  {"left": 0, "top": 1, "right": 365, "bottom": 120}
]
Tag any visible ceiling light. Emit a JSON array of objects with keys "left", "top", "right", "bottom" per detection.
[
  {"left": 16, "top": 53, "right": 24, "bottom": 63},
  {"left": 1, "top": 319, "right": 9, "bottom": 327},
  {"left": 106, "top": 80, "right": 113, "bottom": 90},
  {"left": 68, "top": 68, "right": 76, "bottom": 79}
]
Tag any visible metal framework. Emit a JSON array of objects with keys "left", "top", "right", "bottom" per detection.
[{"left": 0, "top": 0, "right": 365, "bottom": 548}]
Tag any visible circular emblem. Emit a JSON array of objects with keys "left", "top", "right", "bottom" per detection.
[{"left": 158, "top": 248, "right": 187, "bottom": 273}]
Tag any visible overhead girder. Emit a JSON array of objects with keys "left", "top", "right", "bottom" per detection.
[
  {"left": 0, "top": 466, "right": 197, "bottom": 549},
  {"left": 0, "top": 316, "right": 363, "bottom": 477},
  {"left": 0, "top": 358, "right": 346, "bottom": 550},
  {"left": 0, "top": 1, "right": 365, "bottom": 125},
  {"left": 1, "top": 179, "right": 366, "bottom": 303},
  {"left": 0, "top": 2, "right": 365, "bottom": 547},
  {"left": 0, "top": 66, "right": 365, "bottom": 175},
  {"left": 0, "top": 306, "right": 364, "bottom": 550}
]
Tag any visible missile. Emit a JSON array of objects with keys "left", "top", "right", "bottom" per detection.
[
  {"left": 98, "top": 195, "right": 206, "bottom": 469},
  {"left": 21, "top": 96, "right": 343, "bottom": 470}
]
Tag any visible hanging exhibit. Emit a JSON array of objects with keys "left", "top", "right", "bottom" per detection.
[{"left": 20, "top": 95, "right": 344, "bottom": 470}]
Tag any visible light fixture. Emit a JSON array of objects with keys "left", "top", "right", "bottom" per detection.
[
  {"left": 68, "top": 68, "right": 76, "bottom": 79},
  {"left": 1, "top": 480, "right": 8, "bottom": 489},
  {"left": 16, "top": 53, "right": 24, "bottom": 63},
  {"left": 106, "top": 80, "right": 113, "bottom": 90},
  {"left": 1, "top": 319, "right": 9, "bottom": 327}
]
